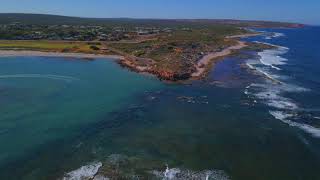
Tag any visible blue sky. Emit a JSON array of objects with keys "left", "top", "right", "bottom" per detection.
[{"left": 0, "top": 0, "right": 319, "bottom": 25}]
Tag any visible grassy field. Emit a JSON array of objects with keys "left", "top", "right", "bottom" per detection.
[{"left": 0, "top": 40, "right": 103, "bottom": 53}]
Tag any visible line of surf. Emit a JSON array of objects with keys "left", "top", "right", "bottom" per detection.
[{"left": 245, "top": 38, "right": 320, "bottom": 138}]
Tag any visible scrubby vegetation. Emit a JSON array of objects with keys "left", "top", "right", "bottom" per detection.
[
  {"left": 0, "top": 13, "right": 301, "bottom": 81},
  {"left": 0, "top": 41, "right": 103, "bottom": 54},
  {"left": 108, "top": 27, "right": 240, "bottom": 79}
]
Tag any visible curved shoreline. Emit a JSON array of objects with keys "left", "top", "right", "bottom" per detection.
[
  {"left": 0, "top": 43, "right": 248, "bottom": 82},
  {"left": 191, "top": 41, "right": 247, "bottom": 77},
  {"left": 0, "top": 35, "right": 256, "bottom": 82}
]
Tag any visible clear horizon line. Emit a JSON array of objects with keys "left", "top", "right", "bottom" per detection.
[{"left": 0, "top": 12, "right": 311, "bottom": 25}]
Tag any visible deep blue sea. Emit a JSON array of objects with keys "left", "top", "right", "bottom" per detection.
[
  {"left": 244, "top": 26, "right": 320, "bottom": 138},
  {"left": 0, "top": 27, "right": 319, "bottom": 180}
]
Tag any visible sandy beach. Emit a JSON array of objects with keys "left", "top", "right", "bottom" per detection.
[
  {"left": 0, "top": 43, "right": 248, "bottom": 81},
  {"left": 192, "top": 41, "right": 247, "bottom": 77},
  {"left": 0, "top": 35, "right": 253, "bottom": 81},
  {"left": 191, "top": 33, "right": 262, "bottom": 78},
  {"left": 0, "top": 50, "right": 124, "bottom": 60}
]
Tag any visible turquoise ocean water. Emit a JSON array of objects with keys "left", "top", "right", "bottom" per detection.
[{"left": 0, "top": 27, "right": 320, "bottom": 180}]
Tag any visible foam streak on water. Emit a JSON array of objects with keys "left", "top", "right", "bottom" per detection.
[
  {"left": 264, "top": 32, "right": 285, "bottom": 40},
  {"left": 257, "top": 48, "right": 288, "bottom": 70},
  {"left": 270, "top": 111, "right": 320, "bottom": 138},
  {"left": 245, "top": 38, "right": 320, "bottom": 138},
  {"left": 152, "top": 165, "right": 230, "bottom": 180},
  {"left": 62, "top": 162, "right": 102, "bottom": 180},
  {"left": 250, "top": 41, "right": 289, "bottom": 71}
]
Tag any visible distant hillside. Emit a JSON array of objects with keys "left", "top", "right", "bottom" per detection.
[
  {"left": 0, "top": 13, "right": 303, "bottom": 28},
  {"left": 0, "top": 13, "right": 115, "bottom": 25}
]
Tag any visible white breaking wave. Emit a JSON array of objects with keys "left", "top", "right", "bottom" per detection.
[
  {"left": 93, "top": 175, "right": 109, "bottom": 180},
  {"left": 272, "top": 32, "right": 285, "bottom": 38},
  {"left": 0, "top": 74, "right": 79, "bottom": 82},
  {"left": 267, "top": 99, "right": 298, "bottom": 110},
  {"left": 245, "top": 61, "right": 256, "bottom": 70},
  {"left": 250, "top": 82, "right": 309, "bottom": 93},
  {"left": 255, "top": 67, "right": 281, "bottom": 82},
  {"left": 246, "top": 61, "right": 281, "bottom": 83},
  {"left": 62, "top": 162, "right": 102, "bottom": 180},
  {"left": 245, "top": 41, "right": 320, "bottom": 138},
  {"left": 247, "top": 81, "right": 319, "bottom": 138},
  {"left": 152, "top": 165, "right": 230, "bottom": 180},
  {"left": 249, "top": 83, "right": 299, "bottom": 110},
  {"left": 164, "top": 166, "right": 181, "bottom": 179},
  {"left": 264, "top": 32, "right": 285, "bottom": 40},
  {"left": 270, "top": 111, "right": 320, "bottom": 138},
  {"left": 245, "top": 47, "right": 299, "bottom": 111},
  {"left": 296, "top": 124, "right": 320, "bottom": 138},
  {"left": 249, "top": 82, "right": 309, "bottom": 111},
  {"left": 61, "top": 156, "right": 230, "bottom": 180},
  {"left": 269, "top": 111, "right": 294, "bottom": 120},
  {"left": 257, "top": 45, "right": 289, "bottom": 70}
]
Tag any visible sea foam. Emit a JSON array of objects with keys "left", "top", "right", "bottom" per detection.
[
  {"left": 264, "top": 32, "right": 285, "bottom": 40},
  {"left": 245, "top": 41, "right": 319, "bottom": 138},
  {"left": 62, "top": 162, "right": 102, "bottom": 180},
  {"left": 152, "top": 166, "right": 230, "bottom": 180},
  {"left": 251, "top": 85, "right": 298, "bottom": 110},
  {"left": 257, "top": 45, "right": 289, "bottom": 70},
  {"left": 270, "top": 111, "right": 320, "bottom": 138}
]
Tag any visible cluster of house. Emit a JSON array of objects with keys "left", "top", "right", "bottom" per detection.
[
  {"left": 0, "top": 23, "right": 174, "bottom": 41},
  {"left": 135, "top": 27, "right": 172, "bottom": 35}
]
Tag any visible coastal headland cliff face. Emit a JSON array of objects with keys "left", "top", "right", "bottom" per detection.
[{"left": 0, "top": 13, "right": 302, "bottom": 81}]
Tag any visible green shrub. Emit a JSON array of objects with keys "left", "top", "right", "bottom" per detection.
[{"left": 90, "top": 45, "right": 100, "bottom": 50}]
